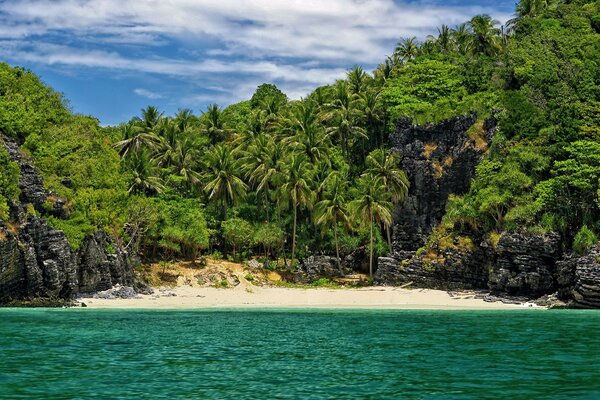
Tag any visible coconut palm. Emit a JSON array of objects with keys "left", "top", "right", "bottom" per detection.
[
  {"left": 172, "top": 137, "right": 202, "bottom": 192},
  {"left": 467, "top": 15, "right": 501, "bottom": 56},
  {"left": 452, "top": 23, "right": 471, "bottom": 55},
  {"left": 347, "top": 65, "right": 368, "bottom": 95},
  {"left": 322, "top": 81, "right": 367, "bottom": 159},
  {"left": 350, "top": 174, "right": 393, "bottom": 278},
  {"left": 115, "top": 111, "right": 162, "bottom": 158},
  {"left": 315, "top": 173, "right": 351, "bottom": 267},
  {"left": 202, "top": 104, "right": 232, "bottom": 145},
  {"left": 285, "top": 101, "right": 330, "bottom": 164},
  {"left": 507, "top": 0, "right": 551, "bottom": 31},
  {"left": 394, "top": 37, "right": 419, "bottom": 61},
  {"left": 278, "top": 153, "right": 314, "bottom": 264},
  {"left": 364, "top": 148, "right": 409, "bottom": 249},
  {"left": 125, "top": 149, "right": 165, "bottom": 195},
  {"left": 203, "top": 144, "right": 247, "bottom": 219},
  {"left": 241, "top": 134, "right": 285, "bottom": 221},
  {"left": 427, "top": 25, "right": 452, "bottom": 53},
  {"left": 359, "top": 90, "right": 385, "bottom": 147}
]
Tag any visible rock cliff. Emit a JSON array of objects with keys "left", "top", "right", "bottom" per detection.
[
  {"left": 375, "top": 115, "right": 600, "bottom": 308},
  {"left": 0, "top": 135, "right": 134, "bottom": 303}
]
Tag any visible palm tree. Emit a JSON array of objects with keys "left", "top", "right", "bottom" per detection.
[
  {"left": 241, "top": 134, "right": 285, "bottom": 221},
  {"left": 359, "top": 90, "right": 384, "bottom": 148},
  {"left": 322, "top": 81, "right": 366, "bottom": 159},
  {"left": 452, "top": 23, "right": 471, "bottom": 55},
  {"left": 350, "top": 174, "right": 393, "bottom": 278},
  {"left": 347, "top": 65, "right": 368, "bottom": 95},
  {"left": 172, "top": 137, "right": 202, "bottom": 192},
  {"left": 278, "top": 153, "right": 314, "bottom": 264},
  {"left": 374, "top": 57, "right": 394, "bottom": 83},
  {"left": 427, "top": 25, "right": 452, "bottom": 53},
  {"left": 315, "top": 173, "right": 351, "bottom": 267},
  {"left": 137, "top": 105, "right": 163, "bottom": 131},
  {"left": 202, "top": 104, "right": 232, "bottom": 145},
  {"left": 115, "top": 113, "right": 161, "bottom": 158},
  {"left": 364, "top": 149, "right": 409, "bottom": 249},
  {"left": 203, "top": 144, "right": 247, "bottom": 219},
  {"left": 467, "top": 15, "right": 501, "bottom": 56},
  {"left": 125, "top": 149, "right": 165, "bottom": 195},
  {"left": 507, "top": 0, "right": 551, "bottom": 31},
  {"left": 394, "top": 37, "right": 419, "bottom": 61},
  {"left": 285, "top": 101, "right": 330, "bottom": 164}
]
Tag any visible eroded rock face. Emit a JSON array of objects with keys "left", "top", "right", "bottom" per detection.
[
  {"left": 376, "top": 241, "right": 489, "bottom": 290},
  {"left": 488, "top": 232, "right": 561, "bottom": 297},
  {"left": 0, "top": 135, "right": 134, "bottom": 303},
  {"left": 295, "top": 255, "right": 351, "bottom": 283},
  {"left": 389, "top": 114, "right": 495, "bottom": 255},
  {"left": 0, "top": 216, "right": 134, "bottom": 302},
  {"left": 557, "top": 249, "right": 600, "bottom": 308}
]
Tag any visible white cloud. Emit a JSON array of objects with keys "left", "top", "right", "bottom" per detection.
[
  {"left": 0, "top": 0, "right": 511, "bottom": 109},
  {"left": 133, "top": 88, "right": 163, "bottom": 99}
]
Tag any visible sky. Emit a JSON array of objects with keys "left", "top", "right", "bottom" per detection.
[{"left": 0, "top": 0, "right": 515, "bottom": 126}]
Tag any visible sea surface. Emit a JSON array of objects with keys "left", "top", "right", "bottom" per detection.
[{"left": 0, "top": 309, "right": 599, "bottom": 399}]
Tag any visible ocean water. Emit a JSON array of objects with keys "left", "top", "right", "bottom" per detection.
[{"left": 0, "top": 309, "right": 599, "bottom": 399}]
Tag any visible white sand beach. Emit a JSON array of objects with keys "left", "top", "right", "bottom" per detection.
[{"left": 81, "top": 285, "right": 532, "bottom": 310}]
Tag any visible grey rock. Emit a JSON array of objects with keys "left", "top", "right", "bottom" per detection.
[
  {"left": 246, "top": 259, "right": 262, "bottom": 269},
  {"left": 556, "top": 248, "right": 600, "bottom": 308},
  {"left": 0, "top": 135, "right": 137, "bottom": 303},
  {"left": 294, "top": 255, "right": 350, "bottom": 283}
]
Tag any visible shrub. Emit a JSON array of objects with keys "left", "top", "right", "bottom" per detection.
[{"left": 573, "top": 225, "right": 598, "bottom": 255}]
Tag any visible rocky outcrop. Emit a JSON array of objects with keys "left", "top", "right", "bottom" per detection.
[
  {"left": 388, "top": 114, "right": 495, "bottom": 255},
  {"left": 0, "top": 135, "right": 134, "bottom": 303},
  {"left": 376, "top": 239, "right": 489, "bottom": 290},
  {"left": 294, "top": 255, "right": 351, "bottom": 283},
  {"left": 0, "top": 217, "right": 134, "bottom": 302},
  {"left": 488, "top": 232, "right": 561, "bottom": 297},
  {"left": 557, "top": 249, "right": 600, "bottom": 308}
]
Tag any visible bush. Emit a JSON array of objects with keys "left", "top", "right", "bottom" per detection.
[{"left": 573, "top": 225, "right": 598, "bottom": 255}]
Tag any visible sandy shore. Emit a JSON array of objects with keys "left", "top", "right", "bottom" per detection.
[{"left": 81, "top": 285, "right": 533, "bottom": 310}]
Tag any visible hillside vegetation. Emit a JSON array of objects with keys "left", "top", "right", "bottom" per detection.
[{"left": 1, "top": 0, "right": 599, "bottom": 275}]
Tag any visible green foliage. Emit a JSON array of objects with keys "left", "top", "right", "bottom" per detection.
[
  {"left": 573, "top": 225, "right": 598, "bottom": 255},
  {"left": 250, "top": 83, "right": 288, "bottom": 110},
  {"left": 0, "top": 63, "right": 70, "bottom": 139},
  {"left": 0, "top": 145, "right": 20, "bottom": 220},
  {"left": 222, "top": 217, "right": 254, "bottom": 259}
]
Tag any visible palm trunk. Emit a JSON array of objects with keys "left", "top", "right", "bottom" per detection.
[
  {"left": 291, "top": 201, "right": 297, "bottom": 266},
  {"left": 334, "top": 216, "right": 341, "bottom": 268},
  {"left": 386, "top": 225, "right": 392, "bottom": 255},
  {"left": 369, "top": 211, "right": 374, "bottom": 279}
]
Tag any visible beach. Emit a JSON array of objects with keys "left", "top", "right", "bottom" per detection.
[{"left": 80, "top": 285, "right": 531, "bottom": 310}]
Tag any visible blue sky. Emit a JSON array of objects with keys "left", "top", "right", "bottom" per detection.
[{"left": 0, "top": 0, "right": 515, "bottom": 126}]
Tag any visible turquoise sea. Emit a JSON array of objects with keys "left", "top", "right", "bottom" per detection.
[{"left": 1, "top": 309, "right": 599, "bottom": 399}]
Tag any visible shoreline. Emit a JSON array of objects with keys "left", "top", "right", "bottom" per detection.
[{"left": 79, "top": 285, "right": 536, "bottom": 310}]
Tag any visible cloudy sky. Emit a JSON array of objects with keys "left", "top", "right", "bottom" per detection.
[{"left": 0, "top": 0, "right": 514, "bottom": 125}]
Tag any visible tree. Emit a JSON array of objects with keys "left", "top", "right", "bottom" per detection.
[
  {"left": 315, "top": 173, "right": 352, "bottom": 267},
  {"left": 125, "top": 149, "right": 165, "bottom": 195},
  {"left": 284, "top": 101, "right": 330, "bottom": 164},
  {"left": 278, "top": 153, "right": 314, "bottom": 264},
  {"left": 467, "top": 15, "right": 501, "bottom": 56},
  {"left": 241, "top": 134, "right": 286, "bottom": 221},
  {"left": 351, "top": 174, "right": 393, "bottom": 278},
  {"left": 322, "top": 81, "right": 366, "bottom": 160},
  {"left": 115, "top": 120, "right": 160, "bottom": 158},
  {"left": 364, "top": 148, "right": 409, "bottom": 249},
  {"left": 254, "top": 223, "right": 286, "bottom": 261},
  {"left": 347, "top": 66, "right": 368, "bottom": 95},
  {"left": 222, "top": 217, "right": 254, "bottom": 259},
  {"left": 394, "top": 37, "right": 419, "bottom": 61},
  {"left": 203, "top": 144, "right": 247, "bottom": 219},
  {"left": 250, "top": 83, "right": 288, "bottom": 110},
  {"left": 201, "top": 104, "right": 232, "bottom": 144}
]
